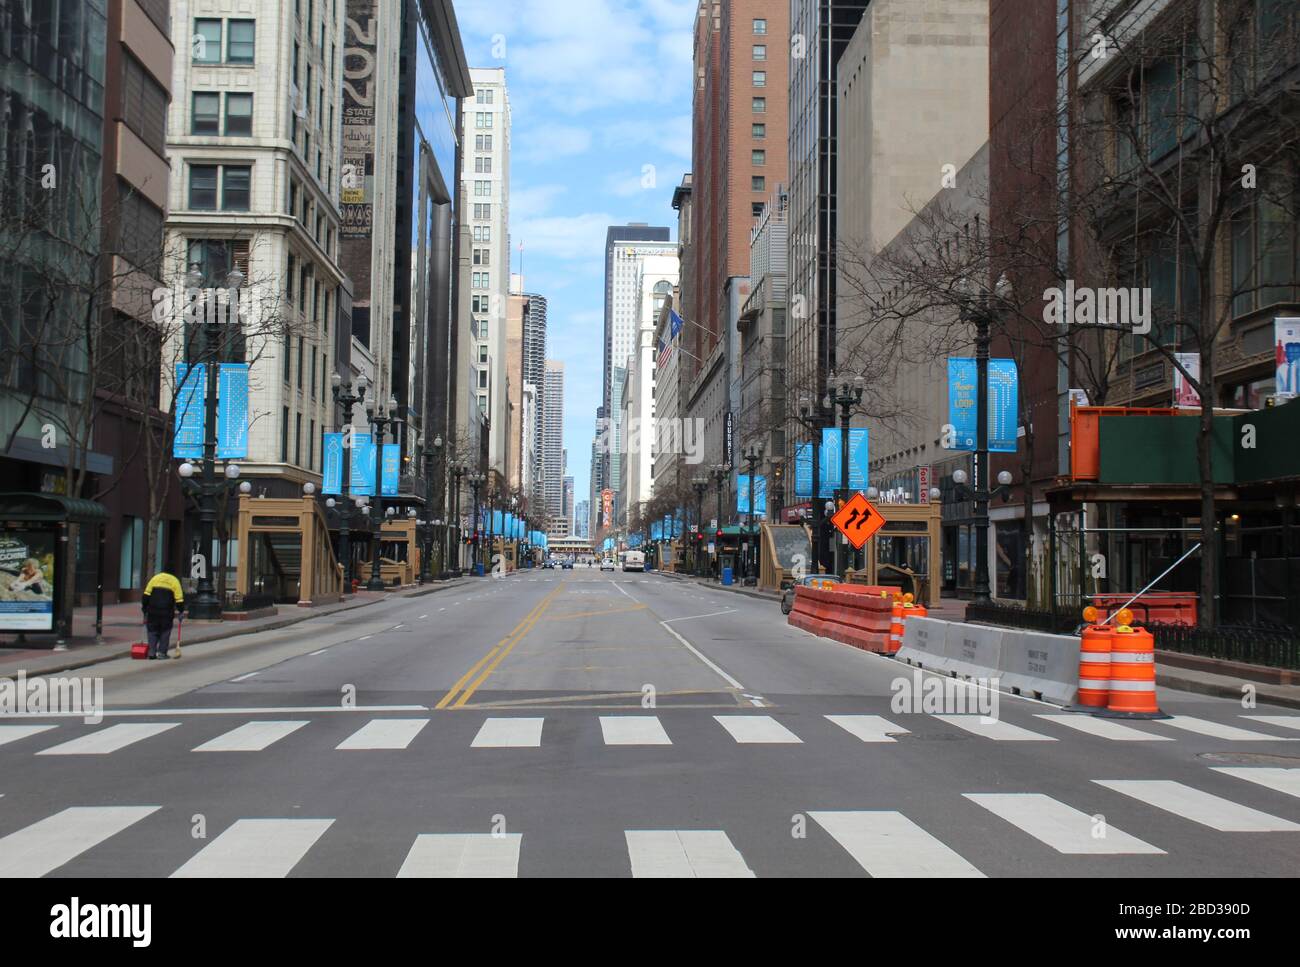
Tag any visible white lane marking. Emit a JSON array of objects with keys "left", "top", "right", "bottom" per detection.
[
  {"left": 1094, "top": 779, "right": 1300, "bottom": 832},
  {"left": 714, "top": 715, "right": 802, "bottom": 744},
  {"left": 826, "top": 714, "right": 910, "bottom": 743},
  {"left": 1034, "top": 714, "right": 1173, "bottom": 741},
  {"left": 662, "top": 609, "right": 739, "bottom": 623},
  {"left": 810, "top": 811, "right": 985, "bottom": 878},
  {"left": 171, "top": 819, "right": 334, "bottom": 878},
  {"left": 37, "top": 723, "right": 179, "bottom": 756},
  {"left": 471, "top": 717, "right": 545, "bottom": 748},
  {"left": 230, "top": 672, "right": 260, "bottom": 683},
  {"left": 308, "top": 649, "right": 329, "bottom": 656},
  {"left": 393, "top": 624, "right": 404, "bottom": 630},
  {"left": 599, "top": 716, "right": 672, "bottom": 746},
  {"left": 358, "top": 635, "right": 373, "bottom": 641},
  {"left": 0, "top": 705, "right": 428, "bottom": 718},
  {"left": 0, "top": 806, "right": 161, "bottom": 877},
  {"left": 193, "top": 721, "right": 309, "bottom": 752},
  {"left": 658, "top": 621, "right": 744, "bottom": 690},
  {"left": 440, "top": 608, "right": 447, "bottom": 612},
  {"left": 418, "top": 615, "right": 428, "bottom": 620},
  {"left": 748, "top": 699, "right": 764, "bottom": 707},
  {"left": 1243, "top": 715, "right": 1300, "bottom": 733},
  {"left": 964, "top": 793, "right": 1164, "bottom": 854},
  {"left": 335, "top": 718, "right": 429, "bottom": 750},
  {"left": 931, "top": 715, "right": 1056, "bottom": 742},
  {"left": 398, "top": 833, "right": 521, "bottom": 877},
  {"left": 0, "top": 724, "right": 58, "bottom": 748},
  {"left": 1156, "top": 716, "right": 1296, "bottom": 742},
  {"left": 625, "top": 830, "right": 755, "bottom": 878},
  {"left": 613, "top": 582, "right": 639, "bottom": 603},
  {"left": 1210, "top": 768, "right": 1300, "bottom": 801}
]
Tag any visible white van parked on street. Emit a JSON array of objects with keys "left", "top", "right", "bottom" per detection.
[{"left": 622, "top": 550, "right": 645, "bottom": 572}]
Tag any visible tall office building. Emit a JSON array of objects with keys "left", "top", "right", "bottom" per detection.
[
  {"left": 521, "top": 291, "right": 548, "bottom": 510},
  {"left": 543, "top": 360, "right": 565, "bottom": 519},
  {"left": 563, "top": 476, "right": 574, "bottom": 528}
]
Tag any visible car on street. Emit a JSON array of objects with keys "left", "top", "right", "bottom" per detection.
[
  {"left": 780, "top": 574, "right": 842, "bottom": 615},
  {"left": 561, "top": 560, "right": 574, "bottom": 569},
  {"left": 600, "top": 558, "right": 615, "bottom": 571},
  {"left": 622, "top": 550, "right": 645, "bottom": 572}
]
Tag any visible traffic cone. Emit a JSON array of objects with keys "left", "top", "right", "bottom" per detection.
[
  {"left": 888, "top": 595, "right": 906, "bottom": 653},
  {"left": 1095, "top": 611, "right": 1169, "bottom": 719}
]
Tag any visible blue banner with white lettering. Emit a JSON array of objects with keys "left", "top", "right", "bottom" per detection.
[
  {"left": 381, "top": 444, "right": 400, "bottom": 496},
  {"left": 216, "top": 363, "right": 250, "bottom": 459},
  {"left": 173, "top": 363, "right": 205, "bottom": 459},
  {"left": 947, "top": 358, "right": 1018, "bottom": 453},
  {"left": 322, "top": 433, "right": 344, "bottom": 494},
  {"left": 819, "top": 428, "right": 869, "bottom": 496},
  {"left": 795, "top": 443, "right": 813, "bottom": 497},
  {"left": 350, "top": 433, "right": 375, "bottom": 496},
  {"left": 737, "top": 475, "right": 768, "bottom": 515}
]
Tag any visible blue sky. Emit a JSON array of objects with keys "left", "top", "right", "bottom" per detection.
[{"left": 453, "top": 0, "right": 694, "bottom": 508}]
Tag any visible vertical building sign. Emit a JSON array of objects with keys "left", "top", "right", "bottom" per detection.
[
  {"left": 217, "top": 363, "right": 250, "bottom": 459},
  {"left": 341, "top": 1, "right": 376, "bottom": 240},
  {"left": 322, "top": 432, "right": 344, "bottom": 494},
  {"left": 173, "top": 363, "right": 206, "bottom": 459},
  {"left": 948, "top": 358, "right": 1019, "bottom": 453},
  {"left": 380, "top": 443, "right": 400, "bottom": 496}
]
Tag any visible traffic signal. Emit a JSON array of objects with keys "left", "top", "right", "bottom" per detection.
[{"left": 715, "top": 528, "right": 723, "bottom": 540}]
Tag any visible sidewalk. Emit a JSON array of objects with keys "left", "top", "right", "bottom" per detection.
[{"left": 0, "top": 578, "right": 474, "bottom": 680}]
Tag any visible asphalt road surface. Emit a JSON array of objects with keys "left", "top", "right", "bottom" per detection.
[{"left": 3, "top": 569, "right": 1299, "bottom": 877}]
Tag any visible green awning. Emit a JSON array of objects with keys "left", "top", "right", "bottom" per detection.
[{"left": 0, "top": 493, "right": 109, "bottom": 524}]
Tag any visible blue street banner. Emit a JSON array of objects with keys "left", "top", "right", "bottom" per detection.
[
  {"left": 350, "top": 433, "right": 375, "bottom": 496},
  {"left": 795, "top": 443, "right": 813, "bottom": 497},
  {"left": 322, "top": 433, "right": 344, "bottom": 494},
  {"left": 173, "top": 363, "right": 206, "bottom": 459},
  {"left": 820, "top": 428, "right": 869, "bottom": 496},
  {"left": 380, "top": 444, "right": 400, "bottom": 497},
  {"left": 737, "top": 475, "right": 768, "bottom": 515},
  {"left": 947, "top": 358, "right": 1019, "bottom": 453},
  {"left": 216, "top": 363, "right": 249, "bottom": 459}
]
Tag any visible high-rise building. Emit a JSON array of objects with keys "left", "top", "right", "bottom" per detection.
[
  {"left": 686, "top": 0, "right": 790, "bottom": 382},
  {"left": 573, "top": 499, "right": 590, "bottom": 539},
  {"left": 505, "top": 292, "right": 525, "bottom": 493},
  {"left": 458, "top": 67, "right": 511, "bottom": 478},
  {"left": 563, "top": 476, "right": 574, "bottom": 529},
  {"left": 589, "top": 405, "right": 608, "bottom": 538},
  {"left": 542, "top": 360, "right": 565, "bottom": 518},
  {"left": 521, "top": 291, "right": 548, "bottom": 509}
]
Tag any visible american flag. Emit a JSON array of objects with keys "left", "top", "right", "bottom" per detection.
[{"left": 656, "top": 336, "right": 672, "bottom": 369}]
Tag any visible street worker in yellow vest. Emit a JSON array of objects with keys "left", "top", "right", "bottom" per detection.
[{"left": 141, "top": 569, "right": 186, "bottom": 660}]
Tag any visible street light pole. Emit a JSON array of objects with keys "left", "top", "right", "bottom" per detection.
[
  {"left": 711, "top": 463, "right": 727, "bottom": 580},
  {"left": 827, "top": 372, "right": 865, "bottom": 573},
  {"left": 468, "top": 472, "right": 485, "bottom": 574},
  {"left": 330, "top": 373, "right": 367, "bottom": 591},
  {"left": 742, "top": 443, "right": 764, "bottom": 586},
  {"left": 692, "top": 477, "right": 708, "bottom": 577},
  {"left": 365, "top": 395, "right": 400, "bottom": 591},
  {"left": 450, "top": 461, "right": 467, "bottom": 576}
]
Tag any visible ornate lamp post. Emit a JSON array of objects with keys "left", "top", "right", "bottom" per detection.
[
  {"left": 364, "top": 395, "right": 400, "bottom": 591},
  {"left": 467, "top": 471, "right": 486, "bottom": 574},
  {"left": 741, "top": 442, "right": 764, "bottom": 586},
  {"left": 450, "top": 460, "right": 468, "bottom": 576},
  {"left": 692, "top": 476, "right": 709, "bottom": 577},
  {"left": 711, "top": 463, "right": 728, "bottom": 580},
  {"left": 330, "top": 372, "right": 368, "bottom": 589},
  {"left": 418, "top": 434, "right": 442, "bottom": 584},
  {"left": 826, "top": 371, "right": 865, "bottom": 572},
  {"left": 798, "top": 393, "right": 836, "bottom": 574}
]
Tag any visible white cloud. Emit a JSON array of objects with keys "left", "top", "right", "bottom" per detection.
[
  {"left": 602, "top": 114, "right": 691, "bottom": 161},
  {"left": 510, "top": 183, "right": 568, "bottom": 220},
  {"left": 514, "top": 124, "right": 593, "bottom": 164},
  {"left": 513, "top": 212, "right": 617, "bottom": 261}
]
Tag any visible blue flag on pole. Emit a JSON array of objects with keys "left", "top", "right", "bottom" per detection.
[
  {"left": 216, "top": 363, "right": 249, "bottom": 459},
  {"left": 173, "top": 363, "right": 205, "bottom": 459}
]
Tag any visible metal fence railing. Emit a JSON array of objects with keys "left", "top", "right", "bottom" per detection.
[
  {"left": 1150, "top": 622, "right": 1300, "bottom": 671},
  {"left": 965, "top": 601, "right": 1081, "bottom": 635}
]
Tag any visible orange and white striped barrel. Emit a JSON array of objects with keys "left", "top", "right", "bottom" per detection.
[
  {"left": 1106, "top": 626, "right": 1161, "bottom": 715},
  {"left": 1076, "top": 625, "right": 1113, "bottom": 708},
  {"left": 888, "top": 600, "right": 905, "bottom": 652}
]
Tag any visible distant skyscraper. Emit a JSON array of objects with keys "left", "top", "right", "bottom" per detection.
[
  {"left": 543, "top": 360, "right": 565, "bottom": 518},
  {"left": 574, "top": 500, "right": 590, "bottom": 539},
  {"left": 521, "top": 292, "right": 547, "bottom": 509},
  {"left": 563, "top": 476, "right": 575, "bottom": 528}
]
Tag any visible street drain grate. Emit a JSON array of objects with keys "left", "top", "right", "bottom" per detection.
[{"left": 1198, "top": 751, "right": 1300, "bottom": 766}]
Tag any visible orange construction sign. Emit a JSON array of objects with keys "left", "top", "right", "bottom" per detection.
[{"left": 831, "top": 492, "right": 886, "bottom": 550}]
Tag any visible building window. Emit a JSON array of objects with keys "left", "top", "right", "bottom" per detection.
[
  {"left": 192, "top": 93, "right": 220, "bottom": 135},
  {"left": 122, "top": 53, "right": 169, "bottom": 156},
  {"left": 478, "top": 394, "right": 488, "bottom": 414},
  {"left": 194, "top": 19, "right": 222, "bottom": 63},
  {"left": 228, "top": 20, "right": 255, "bottom": 63},
  {"left": 753, "top": 45, "right": 766, "bottom": 60},
  {"left": 189, "top": 165, "right": 219, "bottom": 209},
  {"left": 753, "top": 18, "right": 767, "bottom": 34},
  {"left": 225, "top": 93, "right": 253, "bottom": 136},
  {"left": 752, "top": 71, "right": 766, "bottom": 88},
  {"left": 281, "top": 407, "right": 290, "bottom": 461},
  {"left": 752, "top": 150, "right": 766, "bottom": 166},
  {"left": 753, "top": 96, "right": 766, "bottom": 113},
  {"left": 478, "top": 368, "right": 488, "bottom": 388},
  {"left": 752, "top": 202, "right": 764, "bottom": 217},
  {"left": 478, "top": 345, "right": 488, "bottom": 363},
  {"left": 752, "top": 123, "right": 766, "bottom": 139},
  {"left": 221, "top": 166, "right": 252, "bottom": 210},
  {"left": 477, "top": 88, "right": 494, "bottom": 104},
  {"left": 752, "top": 176, "right": 766, "bottom": 191}
]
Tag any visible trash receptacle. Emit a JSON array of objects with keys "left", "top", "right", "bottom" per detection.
[
  {"left": 475, "top": 562, "right": 485, "bottom": 576},
  {"left": 721, "top": 566, "right": 734, "bottom": 586}
]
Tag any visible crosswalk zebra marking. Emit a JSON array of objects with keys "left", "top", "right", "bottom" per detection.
[
  {"left": 1211, "top": 768, "right": 1300, "bottom": 801},
  {"left": 809, "top": 810, "right": 985, "bottom": 878},
  {"left": 1094, "top": 779, "right": 1300, "bottom": 832},
  {"left": 1034, "top": 714, "right": 1172, "bottom": 741},
  {"left": 193, "top": 721, "right": 309, "bottom": 753},
  {"left": 964, "top": 793, "right": 1164, "bottom": 854},
  {"left": 0, "top": 806, "right": 160, "bottom": 877},
  {"left": 398, "top": 833, "right": 522, "bottom": 877},
  {"left": 931, "top": 715, "right": 1055, "bottom": 742},
  {"left": 36, "top": 723, "right": 179, "bottom": 756},
  {"left": 825, "top": 715, "right": 910, "bottom": 743},
  {"left": 0, "top": 724, "right": 58, "bottom": 748},
  {"left": 1241, "top": 715, "right": 1300, "bottom": 734},
  {"left": 471, "top": 717, "right": 545, "bottom": 748},
  {"left": 625, "top": 830, "right": 755, "bottom": 878},
  {"left": 713, "top": 715, "right": 802, "bottom": 744},
  {"left": 1155, "top": 716, "right": 1295, "bottom": 742},
  {"left": 599, "top": 716, "right": 672, "bottom": 746},
  {"left": 335, "top": 719, "right": 428, "bottom": 750},
  {"left": 171, "top": 819, "right": 335, "bottom": 877}
]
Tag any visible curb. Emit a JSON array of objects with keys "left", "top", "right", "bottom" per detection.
[
  {"left": 656, "top": 570, "right": 779, "bottom": 603},
  {"left": 1, "top": 578, "right": 474, "bottom": 679},
  {"left": 1156, "top": 668, "right": 1300, "bottom": 711}
]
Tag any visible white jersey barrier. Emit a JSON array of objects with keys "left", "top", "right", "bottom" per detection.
[{"left": 898, "top": 617, "right": 1080, "bottom": 706}]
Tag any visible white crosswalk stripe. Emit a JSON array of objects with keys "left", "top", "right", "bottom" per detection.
[
  {"left": 335, "top": 718, "right": 428, "bottom": 750},
  {"left": 1034, "top": 714, "right": 1172, "bottom": 741},
  {"left": 171, "top": 819, "right": 335, "bottom": 877},
  {"left": 713, "top": 715, "right": 802, "bottom": 744},
  {"left": 36, "top": 723, "right": 179, "bottom": 756},
  {"left": 193, "top": 721, "right": 309, "bottom": 752},
  {"left": 931, "top": 714, "right": 1055, "bottom": 742},
  {"left": 0, "top": 806, "right": 160, "bottom": 877},
  {"left": 964, "top": 793, "right": 1164, "bottom": 854},
  {"left": 1094, "top": 779, "right": 1300, "bottom": 832},
  {"left": 471, "top": 717, "right": 544, "bottom": 748},
  {"left": 599, "top": 716, "right": 672, "bottom": 745},
  {"left": 0, "top": 724, "right": 58, "bottom": 748},
  {"left": 1241, "top": 715, "right": 1300, "bottom": 734},
  {"left": 398, "top": 833, "right": 522, "bottom": 877},
  {"left": 810, "top": 810, "right": 984, "bottom": 877},
  {"left": 1211, "top": 767, "right": 1300, "bottom": 800},
  {"left": 625, "top": 830, "right": 755, "bottom": 878},
  {"left": 825, "top": 714, "right": 910, "bottom": 743},
  {"left": 1155, "top": 716, "right": 1295, "bottom": 742}
]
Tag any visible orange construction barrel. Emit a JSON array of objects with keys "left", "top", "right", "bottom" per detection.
[
  {"left": 888, "top": 600, "right": 905, "bottom": 653},
  {"left": 1098, "top": 625, "right": 1166, "bottom": 718},
  {"left": 1076, "top": 625, "right": 1113, "bottom": 708}
]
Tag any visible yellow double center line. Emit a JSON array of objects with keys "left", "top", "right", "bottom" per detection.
[{"left": 436, "top": 584, "right": 565, "bottom": 709}]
